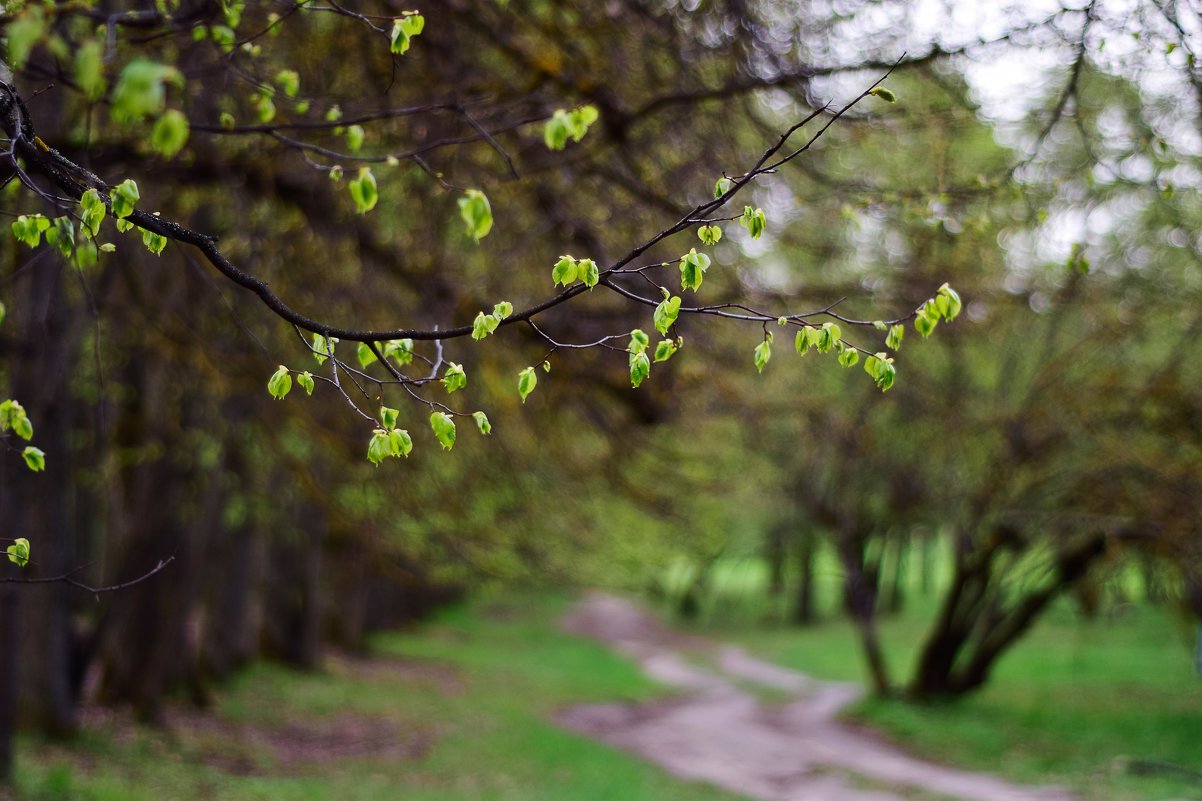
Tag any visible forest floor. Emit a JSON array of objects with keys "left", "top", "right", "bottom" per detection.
[{"left": 560, "top": 591, "right": 1075, "bottom": 801}]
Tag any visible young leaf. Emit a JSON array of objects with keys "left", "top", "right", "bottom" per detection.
[
  {"left": 817, "top": 322, "right": 841, "bottom": 353},
  {"left": 493, "top": 301, "right": 513, "bottom": 319},
  {"left": 312, "top": 333, "right": 331, "bottom": 365},
  {"left": 629, "top": 351, "right": 651, "bottom": 388},
  {"left": 111, "top": 60, "right": 183, "bottom": 124},
  {"left": 430, "top": 412, "right": 457, "bottom": 451},
  {"left": 869, "top": 86, "right": 898, "bottom": 103},
  {"left": 628, "top": 328, "right": 650, "bottom": 355},
  {"left": 74, "top": 39, "right": 107, "bottom": 101},
  {"left": 654, "top": 339, "right": 678, "bottom": 363},
  {"left": 937, "top": 283, "right": 963, "bottom": 321},
  {"left": 578, "top": 258, "right": 600, "bottom": 288},
  {"left": 349, "top": 167, "right": 378, "bottom": 214},
  {"left": 472, "top": 311, "right": 500, "bottom": 341},
  {"left": 838, "top": 348, "right": 860, "bottom": 368},
  {"left": 345, "top": 124, "right": 365, "bottom": 152},
  {"left": 357, "top": 341, "right": 378, "bottom": 368},
  {"left": 297, "top": 371, "right": 315, "bottom": 396},
  {"left": 367, "top": 429, "right": 391, "bottom": 466},
  {"left": 458, "top": 189, "right": 493, "bottom": 242},
  {"left": 551, "top": 255, "right": 579, "bottom": 287},
  {"left": 679, "top": 249, "right": 711, "bottom": 292},
  {"left": 79, "top": 189, "right": 106, "bottom": 237},
  {"left": 150, "top": 109, "right": 190, "bottom": 157},
  {"left": 379, "top": 406, "right": 400, "bottom": 430},
  {"left": 275, "top": 69, "right": 300, "bottom": 97},
  {"left": 698, "top": 224, "right": 722, "bottom": 246},
  {"left": 517, "top": 366, "right": 538, "bottom": 403},
  {"left": 389, "top": 428, "right": 413, "bottom": 457},
  {"left": 753, "top": 332, "right": 773, "bottom": 373},
  {"left": 713, "top": 177, "right": 732, "bottom": 198},
  {"left": 110, "top": 180, "right": 141, "bottom": 219},
  {"left": 795, "top": 327, "right": 818, "bottom": 354},
  {"left": 5, "top": 537, "right": 30, "bottom": 568},
  {"left": 653, "top": 295, "right": 681, "bottom": 336},
  {"left": 141, "top": 228, "right": 167, "bottom": 256},
  {"left": 740, "top": 206, "right": 766, "bottom": 239},
  {"left": 472, "top": 411, "right": 492, "bottom": 435},
  {"left": 441, "top": 362, "right": 467, "bottom": 394},
  {"left": 22, "top": 446, "right": 45, "bottom": 472},
  {"left": 267, "top": 365, "right": 292, "bottom": 399},
  {"left": 886, "top": 324, "right": 904, "bottom": 351}
]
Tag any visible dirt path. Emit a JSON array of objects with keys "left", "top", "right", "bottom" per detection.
[{"left": 559, "top": 592, "right": 1076, "bottom": 801}]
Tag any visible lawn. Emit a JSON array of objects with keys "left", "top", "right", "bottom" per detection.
[{"left": 10, "top": 593, "right": 749, "bottom": 801}]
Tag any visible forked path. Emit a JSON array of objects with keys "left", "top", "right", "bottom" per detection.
[{"left": 559, "top": 592, "right": 1075, "bottom": 801}]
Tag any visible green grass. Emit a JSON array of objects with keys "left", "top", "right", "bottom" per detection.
[
  {"left": 11, "top": 593, "right": 750, "bottom": 801},
  {"left": 680, "top": 556, "right": 1202, "bottom": 801}
]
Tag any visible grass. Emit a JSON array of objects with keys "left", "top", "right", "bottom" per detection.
[
  {"left": 678, "top": 555, "right": 1202, "bottom": 801},
  {"left": 10, "top": 592, "right": 750, "bottom": 801}
]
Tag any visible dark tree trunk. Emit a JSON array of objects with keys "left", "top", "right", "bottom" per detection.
[{"left": 792, "top": 529, "right": 818, "bottom": 625}]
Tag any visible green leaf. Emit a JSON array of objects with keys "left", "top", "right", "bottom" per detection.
[
  {"left": 150, "top": 109, "right": 190, "bottom": 157},
  {"left": 915, "top": 304, "right": 938, "bottom": 337},
  {"left": 384, "top": 338, "right": 412, "bottom": 366},
  {"left": 267, "top": 365, "right": 292, "bottom": 399},
  {"left": 472, "top": 312, "right": 500, "bottom": 341},
  {"left": 864, "top": 352, "right": 896, "bottom": 391},
  {"left": 629, "top": 351, "right": 651, "bottom": 388},
  {"left": 838, "top": 348, "right": 860, "bottom": 368},
  {"left": 253, "top": 89, "right": 276, "bottom": 123},
  {"left": 46, "top": 217, "right": 75, "bottom": 258},
  {"left": 713, "top": 177, "right": 732, "bottom": 198},
  {"left": 111, "top": 60, "right": 183, "bottom": 125},
  {"left": 740, "top": 206, "right": 766, "bottom": 239},
  {"left": 628, "top": 328, "right": 650, "bottom": 355},
  {"left": 653, "top": 295, "right": 681, "bottom": 336},
  {"left": 544, "top": 111, "right": 570, "bottom": 150},
  {"left": 346, "top": 124, "right": 365, "bottom": 152},
  {"left": 794, "top": 327, "right": 819, "bottom": 354},
  {"left": 78, "top": 189, "right": 106, "bottom": 237},
  {"left": 679, "top": 249, "right": 711, "bottom": 292},
  {"left": 753, "top": 332, "right": 773, "bottom": 373},
  {"left": 356, "top": 341, "right": 380, "bottom": 368},
  {"left": 349, "top": 167, "right": 378, "bottom": 214},
  {"left": 552, "top": 255, "right": 579, "bottom": 287},
  {"left": 937, "top": 283, "right": 962, "bottom": 321},
  {"left": 10, "top": 408, "right": 33, "bottom": 441},
  {"left": 141, "top": 228, "right": 167, "bottom": 256},
  {"left": 311, "top": 333, "right": 332, "bottom": 365},
  {"left": 74, "top": 39, "right": 107, "bottom": 101},
  {"left": 472, "top": 411, "right": 492, "bottom": 435},
  {"left": 367, "top": 429, "right": 391, "bottom": 466},
  {"left": 297, "top": 371, "right": 315, "bottom": 396},
  {"left": 379, "top": 406, "right": 400, "bottom": 430},
  {"left": 430, "top": 412, "right": 456, "bottom": 451},
  {"left": 817, "top": 322, "right": 841, "bottom": 353},
  {"left": 869, "top": 86, "right": 898, "bottom": 103},
  {"left": 111, "top": 179, "right": 141, "bottom": 219},
  {"left": 578, "top": 258, "right": 600, "bottom": 288},
  {"left": 21, "top": 446, "right": 45, "bottom": 472},
  {"left": 493, "top": 301, "right": 513, "bottom": 319},
  {"left": 6, "top": 537, "right": 30, "bottom": 568},
  {"left": 517, "top": 366, "right": 538, "bottom": 403},
  {"left": 0, "top": 301, "right": 5, "bottom": 327},
  {"left": 390, "top": 13, "right": 425, "bottom": 54},
  {"left": 654, "top": 339, "right": 678, "bottom": 363},
  {"left": 6, "top": 8, "right": 46, "bottom": 69},
  {"left": 389, "top": 428, "right": 413, "bottom": 457},
  {"left": 698, "top": 224, "right": 722, "bottom": 246},
  {"left": 886, "top": 324, "right": 904, "bottom": 351},
  {"left": 275, "top": 69, "right": 300, "bottom": 97},
  {"left": 441, "top": 362, "right": 467, "bottom": 394},
  {"left": 457, "top": 189, "right": 493, "bottom": 242}
]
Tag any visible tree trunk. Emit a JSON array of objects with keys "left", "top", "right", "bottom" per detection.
[{"left": 792, "top": 529, "right": 817, "bottom": 625}]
